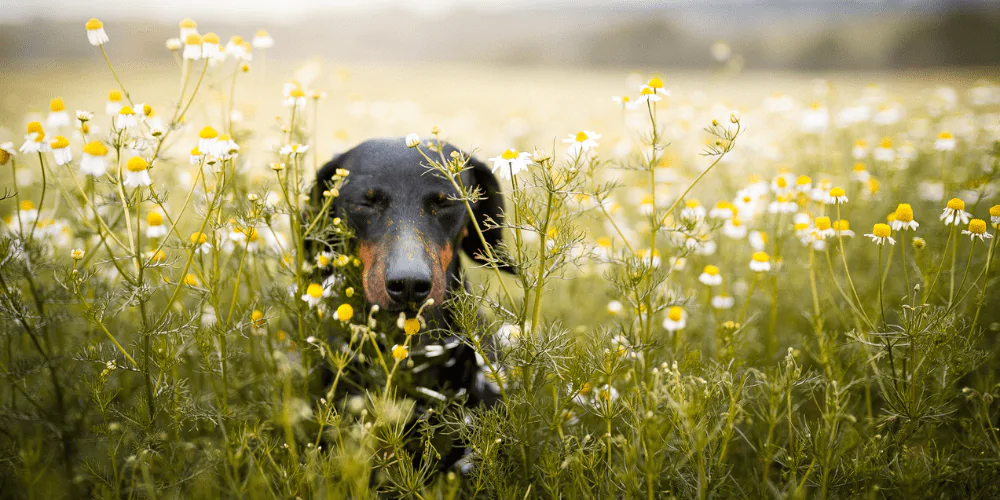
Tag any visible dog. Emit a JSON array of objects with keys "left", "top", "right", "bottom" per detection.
[{"left": 310, "top": 136, "right": 511, "bottom": 411}]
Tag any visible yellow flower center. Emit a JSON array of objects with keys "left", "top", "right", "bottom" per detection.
[
  {"left": 306, "top": 283, "right": 324, "bottom": 299},
  {"left": 185, "top": 33, "right": 203, "bottom": 45},
  {"left": 879, "top": 137, "right": 893, "bottom": 149},
  {"left": 853, "top": 163, "right": 866, "bottom": 172},
  {"left": 829, "top": 187, "right": 845, "bottom": 198},
  {"left": 108, "top": 90, "right": 122, "bottom": 102},
  {"left": 256, "top": 29, "right": 269, "bottom": 37},
  {"left": 126, "top": 156, "right": 148, "bottom": 172},
  {"left": 501, "top": 149, "right": 519, "bottom": 160},
  {"left": 969, "top": 219, "right": 987, "bottom": 234},
  {"left": 991, "top": 205, "right": 1000, "bottom": 217},
  {"left": 854, "top": 139, "right": 867, "bottom": 147},
  {"left": 392, "top": 344, "right": 408, "bottom": 361},
  {"left": 143, "top": 104, "right": 153, "bottom": 116},
  {"left": 873, "top": 223, "right": 891, "bottom": 238},
  {"left": 199, "top": 126, "right": 218, "bottom": 139},
  {"left": 647, "top": 77, "right": 663, "bottom": 89},
  {"left": 85, "top": 18, "right": 104, "bottom": 30},
  {"left": 404, "top": 318, "right": 421, "bottom": 335},
  {"left": 147, "top": 211, "right": 163, "bottom": 226},
  {"left": 82, "top": 141, "right": 108, "bottom": 156},
  {"left": 833, "top": 220, "right": 850, "bottom": 231},
  {"left": 596, "top": 237, "right": 612, "bottom": 248},
  {"left": 251, "top": 309, "right": 264, "bottom": 323},
  {"left": 50, "top": 97, "right": 65, "bottom": 112},
  {"left": 202, "top": 32, "right": 220, "bottom": 44},
  {"left": 667, "top": 306, "right": 683, "bottom": 322},
  {"left": 776, "top": 177, "right": 788, "bottom": 188},
  {"left": 317, "top": 254, "right": 330, "bottom": 266},
  {"left": 118, "top": 106, "right": 135, "bottom": 116},
  {"left": 815, "top": 216, "right": 831, "bottom": 231},
  {"left": 794, "top": 222, "right": 809, "bottom": 231},
  {"left": 703, "top": 265, "right": 719, "bottom": 276},
  {"left": 336, "top": 303, "right": 354, "bottom": 321},
  {"left": 50, "top": 136, "right": 70, "bottom": 149},
  {"left": 179, "top": 18, "right": 197, "bottom": 28},
  {"left": 575, "top": 131, "right": 589, "bottom": 142},
  {"left": 20, "top": 200, "right": 34, "bottom": 211},
  {"left": 685, "top": 199, "right": 700, "bottom": 208},
  {"left": 938, "top": 131, "right": 953, "bottom": 140},
  {"left": 946, "top": 197, "right": 965, "bottom": 211},
  {"left": 190, "top": 232, "right": 207, "bottom": 245},
  {"left": 894, "top": 203, "right": 914, "bottom": 222},
  {"left": 752, "top": 251, "right": 770, "bottom": 263},
  {"left": 183, "top": 274, "right": 199, "bottom": 286},
  {"left": 289, "top": 88, "right": 305, "bottom": 98},
  {"left": 27, "top": 121, "right": 43, "bottom": 135}
]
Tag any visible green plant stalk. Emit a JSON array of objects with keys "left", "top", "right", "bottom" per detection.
[
  {"left": 971, "top": 229, "right": 999, "bottom": 332},
  {"left": 949, "top": 224, "right": 959, "bottom": 307},
  {"left": 530, "top": 189, "right": 555, "bottom": 339},
  {"left": 27, "top": 152, "right": 47, "bottom": 241}
]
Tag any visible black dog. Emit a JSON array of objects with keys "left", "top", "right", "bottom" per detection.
[{"left": 311, "top": 137, "right": 510, "bottom": 408}]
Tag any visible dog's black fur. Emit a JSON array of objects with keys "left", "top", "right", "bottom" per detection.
[{"left": 311, "top": 137, "right": 509, "bottom": 408}]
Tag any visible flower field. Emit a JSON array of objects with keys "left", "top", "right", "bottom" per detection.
[{"left": 1, "top": 18, "right": 1000, "bottom": 499}]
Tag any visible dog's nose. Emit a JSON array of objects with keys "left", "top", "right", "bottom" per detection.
[{"left": 385, "top": 272, "right": 432, "bottom": 305}]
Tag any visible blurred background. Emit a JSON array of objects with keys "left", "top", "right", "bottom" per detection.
[{"left": 2, "top": 0, "right": 1000, "bottom": 70}]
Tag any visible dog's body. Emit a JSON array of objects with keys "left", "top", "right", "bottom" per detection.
[{"left": 311, "top": 137, "right": 507, "bottom": 408}]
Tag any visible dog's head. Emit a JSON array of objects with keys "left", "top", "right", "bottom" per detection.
[{"left": 312, "top": 137, "right": 511, "bottom": 312}]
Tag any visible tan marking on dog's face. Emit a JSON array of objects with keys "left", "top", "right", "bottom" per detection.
[{"left": 358, "top": 238, "right": 452, "bottom": 309}]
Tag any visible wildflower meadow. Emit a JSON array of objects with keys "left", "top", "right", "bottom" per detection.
[{"left": 3, "top": 16, "right": 1000, "bottom": 499}]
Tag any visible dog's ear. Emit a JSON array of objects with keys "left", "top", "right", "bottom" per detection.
[{"left": 462, "top": 156, "right": 515, "bottom": 274}]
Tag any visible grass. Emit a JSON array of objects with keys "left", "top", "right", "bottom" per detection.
[{"left": 1, "top": 21, "right": 1000, "bottom": 499}]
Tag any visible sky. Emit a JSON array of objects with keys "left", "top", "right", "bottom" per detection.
[{"left": 0, "top": 0, "right": 956, "bottom": 23}]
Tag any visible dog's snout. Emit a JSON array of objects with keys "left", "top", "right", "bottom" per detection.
[
  {"left": 384, "top": 229, "right": 435, "bottom": 306},
  {"left": 385, "top": 272, "right": 432, "bottom": 305}
]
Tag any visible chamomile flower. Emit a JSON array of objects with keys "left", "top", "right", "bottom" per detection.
[
  {"left": 962, "top": 219, "right": 992, "bottom": 241},
  {"left": 280, "top": 144, "right": 309, "bottom": 156},
  {"left": 405, "top": 133, "right": 420, "bottom": 148},
  {"left": 852, "top": 139, "right": 868, "bottom": 159},
  {"left": 891, "top": 203, "right": 919, "bottom": 231},
  {"left": 122, "top": 156, "right": 151, "bottom": 188},
  {"left": 662, "top": 306, "right": 686, "bottom": 332},
  {"left": 635, "top": 248, "right": 660, "bottom": 268},
  {"left": 146, "top": 211, "right": 167, "bottom": 239},
  {"left": 50, "top": 136, "right": 72, "bottom": 165},
  {"left": 106, "top": 90, "right": 124, "bottom": 115},
  {"left": 178, "top": 18, "right": 198, "bottom": 39},
  {"left": 47, "top": 98, "right": 70, "bottom": 128},
  {"left": 749, "top": 251, "right": 771, "bottom": 272},
  {"left": 488, "top": 148, "right": 533, "bottom": 180},
  {"left": 335, "top": 303, "right": 354, "bottom": 322},
  {"left": 189, "top": 146, "right": 204, "bottom": 165},
  {"left": 711, "top": 294, "right": 735, "bottom": 310},
  {"left": 80, "top": 141, "right": 109, "bottom": 176},
  {"left": 826, "top": 187, "right": 848, "bottom": 205},
  {"left": 607, "top": 300, "right": 623, "bottom": 315},
  {"left": 301, "top": 282, "right": 332, "bottom": 308},
  {"left": 0, "top": 142, "right": 16, "bottom": 165},
  {"left": 284, "top": 86, "right": 306, "bottom": 108},
  {"left": 833, "top": 219, "right": 854, "bottom": 237},
  {"left": 873, "top": 137, "right": 895, "bottom": 162},
  {"left": 934, "top": 131, "right": 956, "bottom": 152},
  {"left": 801, "top": 102, "right": 829, "bottom": 134},
  {"left": 166, "top": 37, "right": 182, "bottom": 51},
  {"left": 795, "top": 175, "right": 812, "bottom": 193},
  {"left": 201, "top": 32, "right": 221, "bottom": 59},
  {"left": 563, "top": 130, "right": 600, "bottom": 156},
  {"left": 710, "top": 201, "right": 736, "bottom": 220},
  {"left": 391, "top": 344, "right": 409, "bottom": 361},
  {"left": 722, "top": 218, "right": 747, "bottom": 239},
  {"left": 991, "top": 205, "right": 1000, "bottom": 227},
  {"left": 115, "top": 106, "right": 137, "bottom": 129},
  {"left": 680, "top": 199, "right": 706, "bottom": 222},
  {"left": 865, "top": 223, "right": 895, "bottom": 245},
  {"left": 767, "top": 194, "right": 797, "bottom": 214},
  {"left": 640, "top": 77, "right": 669, "bottom": 98},
  {"left": 18, "top": 200, "right": 38, "bottom": 223},
  {"left": 699, "top": 265, "right": 722, "bottom": 286},
  {"left": 814, "top": 216, "right": 834, "bottom": 239},
  {"left": 214, "top": 134, "right": 239, "bottom": 158},
  {"left": 183, "top": 33, "right": 203, "bottom": 60},
  {"left": 939, "top": 198, "right": 971, "bottom": 226},
  {"left": 612, "top": 95, "right": 638, "bottom": 110},
  {"left": 190, "top": 231, "right": 212, "bottom": 254},
  {"left": 85, "top": 18, "right": 109, "bottom": 46},
  {"left": 315, "top": 251, "right": 334, "bottom": 269},
  {"left": 225, "top": 35, "right": 249, "bottom": 60},
  {"left": 20, "top": 121, "right": 48, "bottom": 153},
  {"left": 852, "top": 163, "right": 869, "bottom": 183},
  {"left": 198, "top": 126, "right": 218, "bottom": 153},
  {"left": 749, "top": 231, "right": 768, "bottom": 251},
  {"left": 252, "top": 29, "right": 274, "bottom": 49}
]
